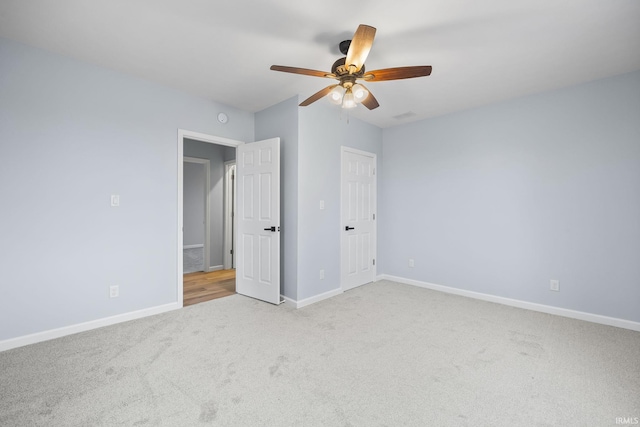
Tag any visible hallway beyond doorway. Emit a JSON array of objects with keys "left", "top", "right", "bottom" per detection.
[{"left": 183, "top": 269, "right": 235, "bottom": 307}]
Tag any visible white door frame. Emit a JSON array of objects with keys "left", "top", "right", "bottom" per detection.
[
  {"left": 177, "top": 129, "right": 243, "bottom": 307},
  {"left": 223, "top": 160, "right": 236, "bottom": 270},
  {"left": 340, "top": 146, "right": 377, "bottom": 291},
  {"left": 184, "top": 156, "right": 210, "bottom": 272}
]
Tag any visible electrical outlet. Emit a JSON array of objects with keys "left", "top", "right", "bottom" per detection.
[
  {"left": 110, "top": 285, "right": 119, "bottom": 298},
  {"left": 550, "top": 280, "right": 560, "bottom": 292},
  {"left": 409, "top": 258, "right": 415, "bottom": 268},
  {"left": 319, "top": 269, "right": 325, "bottom": 280}
]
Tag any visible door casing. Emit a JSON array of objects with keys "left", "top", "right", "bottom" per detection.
[
  {"left": 177, "top": 129, "right": 243, "bottom": 307},
  {"left": 223, "top": 161, "right": 236, "bottom": 270}
]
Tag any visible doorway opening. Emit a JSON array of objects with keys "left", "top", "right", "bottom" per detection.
[{"left": 177, "top": 130, "right": 243, "bottom": 307}]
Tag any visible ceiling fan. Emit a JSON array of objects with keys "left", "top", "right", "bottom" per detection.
[{"left": 270, "top": 24, "right": 432, "bottom": 110}]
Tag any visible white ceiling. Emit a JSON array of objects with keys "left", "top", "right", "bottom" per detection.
[{"left": 1, "top": 0, "right": 639, "bottom": 128}]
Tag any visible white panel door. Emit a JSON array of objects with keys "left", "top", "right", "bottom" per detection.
[
  {"left": 236, "top": 138, "right": 281, "bottom": 304},
  {"left": 341, "top": 147, "right": 376, "bottom": 291}
]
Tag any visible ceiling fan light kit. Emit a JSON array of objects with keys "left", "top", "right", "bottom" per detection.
[
  {"left": 270, "top": 24, "right": 432, "bottom": 111},
  {"left": 327, "top": 84, "right": 369, "bottom": 109}
]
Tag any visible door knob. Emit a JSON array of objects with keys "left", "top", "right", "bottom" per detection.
[{"left": 345, "top": 226, "right": 355, "bottom": 231}]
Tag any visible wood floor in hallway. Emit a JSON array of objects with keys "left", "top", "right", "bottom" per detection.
[{"left": 183, "top": 269, "right": 236, "bottom": 307}]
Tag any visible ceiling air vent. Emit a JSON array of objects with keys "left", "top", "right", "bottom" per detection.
[{"left": 393, "top": 111, "right": 416, "bottom": 120}]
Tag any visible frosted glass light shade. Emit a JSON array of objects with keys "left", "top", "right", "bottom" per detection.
[
  {"left": 352, "top": 84, "right": 369, "bottom": 103},
  {"left": 342, "top": 89, "right": 356, "bottom": 109},
  {"left": 328, "top": 86, "right": 344, "bottom": 104}
]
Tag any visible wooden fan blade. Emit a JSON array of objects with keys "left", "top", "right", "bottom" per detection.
[
  {"left": 359, "top": 85, "right": 379, "bottom": 110},
  {"left": 270, "top": 65, "right": 336, "bottom": 79},
  {"left": 345, "top": 24, "right": 376, "bottom": 73},
  {"left": 300, "top": 84, "right": 339, "bottom": 106},
  {"left": 363, "top": 66, "right": 432, "bottom": 81}
]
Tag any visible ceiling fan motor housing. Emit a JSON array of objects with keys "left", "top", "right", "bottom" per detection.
[{"left": 331, "top": 57, "right": 365, "bottom": 83}]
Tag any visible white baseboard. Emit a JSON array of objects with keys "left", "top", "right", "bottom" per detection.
[
  {"left": 281, "top": 295, "right": 297, "bottom": 307},
  {"left": 377, "top": 274, "right": 640, "bottom": 332},
  {"left": 183, "top": 244, "right": 204, "bottom": 249},
  {"left": 208, "top": 265, "right": 224, "bottom": 272},
  {"left": 0, "top": 302, "right": 181, "bottom": 353},
  {"left": 282, "top": 287, "right": 344, "bottom": 309}
]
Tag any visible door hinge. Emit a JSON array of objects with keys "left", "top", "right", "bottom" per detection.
[
  {"left": 230, "top": 249, "right": 233, "bottom": 255},
  {"left": 373, "top": 259, "right": 375, "bottom": 266},
  {"left": 373, "top": 213, "right": 375, "bottom": 220},
  {"left": 373, "top": 167, "right": 376, "bottom": 175}
]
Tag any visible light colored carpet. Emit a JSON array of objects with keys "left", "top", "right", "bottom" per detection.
[{"left": 1, "top": 280, "right": 638, "bottom": 426}]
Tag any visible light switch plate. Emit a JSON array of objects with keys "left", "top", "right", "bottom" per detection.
[{"left": 110, "top": 195, "right": 120, "bottom": 207}]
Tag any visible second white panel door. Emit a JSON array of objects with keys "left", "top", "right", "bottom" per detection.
[{"left": 341, "top": 147, "right": 376, "bottom": 291}]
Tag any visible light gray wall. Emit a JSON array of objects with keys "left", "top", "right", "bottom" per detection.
[
  {"left": 223, "top": 146, "right": 236, "bottom": 162},
  {"left": 0, "top": 37, "right": 253, "bottom": 341},
  {"left": 298, "top": 103, "right": 383, "bottom": 300},
  {"left": 3, "top": 34, "right": 636, "bottom": 344},
  {"left": 183, "top": 139, "right": 236, "bottom": 268},
  {"left": 380, "top": 70, "right": 640, "bottom": 322},
  {"left": 255, "top": 96, "right": 299, "bottom": 300},
  {"left": 183, "top": 161, "right": 205, "bottom": 246},
  {"left": 255, "top": 97, "right": 383, "bottom": 301}
]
